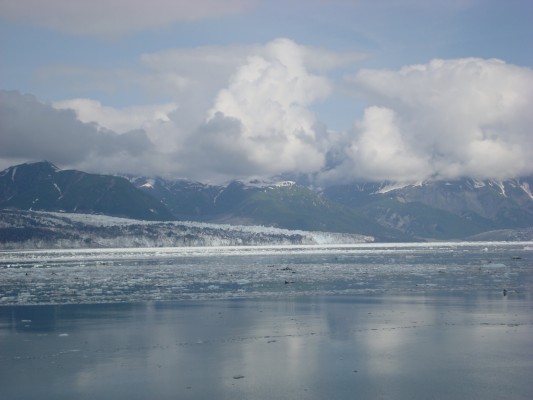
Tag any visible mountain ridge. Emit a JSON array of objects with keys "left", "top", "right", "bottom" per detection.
[
  {"left": 0, "top": 161, "right": 173, "bottom": 220},
  {"left": 1, "top": 161, "right": 532, "bottom": 242}
]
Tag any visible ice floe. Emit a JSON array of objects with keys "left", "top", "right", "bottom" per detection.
[{"left": 0, "top": 242, "right": 531, "bottom": 305}]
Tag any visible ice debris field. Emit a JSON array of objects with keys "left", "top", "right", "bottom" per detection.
[{"left": 1, "top": 242, "right": 532, "bottom": 305}]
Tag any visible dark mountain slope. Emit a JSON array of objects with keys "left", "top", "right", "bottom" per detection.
[
  {"left": 323, "top": 178, "right": 533, "bottom": 239},
  {"left": 0, "top": 161, "right": 173, "bottom": 220},
  {"left": 2, "top": 161, "right": 532, "bottom": 241},
  {"left": 133, "top": 178, "right": 403, "bottom": 240}
]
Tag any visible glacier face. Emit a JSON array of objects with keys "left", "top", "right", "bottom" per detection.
[{"left": 0, "top": 209, "right": 373, "bottom": 250}]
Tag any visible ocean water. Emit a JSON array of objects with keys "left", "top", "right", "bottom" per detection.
[
  {"left": 1, "top": 242, "right": 532, "bottom": 399},
  {"left": 1, "top": 242, "right": 532, "bottom": 304}
]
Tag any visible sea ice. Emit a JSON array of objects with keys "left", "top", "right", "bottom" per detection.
[{"left": 0, "top": 242, "right": 531, "bottom": 304}]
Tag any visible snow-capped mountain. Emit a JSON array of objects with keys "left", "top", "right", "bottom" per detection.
[
  {"left": 1, "top": 161, "right": 533, "bottom": 242},
  {"left": 129, "top": 176, "right": 394, "bottom": 240},
  {"left": 322, "top": 177, "right": 533, "bottom": 240},
  {"left": 131, "top": 174, "right": 533, "bottom": 241},
  {"left": 0, "top": 161, "right": 173, "bottom": 220}
]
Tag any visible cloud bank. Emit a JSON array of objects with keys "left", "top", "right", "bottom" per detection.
[
  {"left": 1, "top": 40, "right": 532, "bottom": 184},
  {"left": 326, "top": 58, "right": 533, "bottom": 182},
  {"left": 0, "top": 91, "right": 159, "bottom": 174}
]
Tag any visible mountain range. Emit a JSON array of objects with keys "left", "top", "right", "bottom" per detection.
[
  {"left": 0, "top": 161, "right": 172, "bottom": 220},
  {"left": 1, "top": 161, "right": 533, "bottom": 242}
]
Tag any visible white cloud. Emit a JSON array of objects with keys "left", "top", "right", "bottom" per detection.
[
  {"left": 4, "top": 41, "right": 531, "bottom": 184},
  {"left": 52, "top": 99, "right": 177, "bottom": 133},
  {"left": 35, "top": 39, "right": 360, "bottom": 181},
  {"left": 36, "top": 45, "right": 257, "bottom": 144},
  {"left": 0, "top": 0, "right": 253, "bottom": 37},
  {"left": 337, "top": 106, "right": 430, "bottom": 182},
  {"left": 329, "top": 58, "right": 533, "bottom": 182},
  {"left": 52, "top": 99, "right": 179, "bottom": 153},
  {"left": 199, "top": 38, "right": 331, "bottom": 177},
  {"left": 38, "top": 41, "right": 364, "bottom": 112}
]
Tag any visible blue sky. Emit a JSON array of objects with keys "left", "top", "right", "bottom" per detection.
[{"left": 1, "top": 0, "right": 532, "bottom": 183}]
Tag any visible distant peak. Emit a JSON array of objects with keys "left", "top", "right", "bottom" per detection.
[
  {"left": 28, "top": 160, "right": 60, "bottom": 171},
  {"left": 13, "top": 161, "right": 61, "bottom": 177},
  {"left": 0, "top": 160, "right": 60, "bottom": 176}
]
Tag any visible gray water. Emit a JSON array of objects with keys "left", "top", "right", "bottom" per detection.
[
  {"left": 1, "top": 242, "right": 532, "bottom": 304},
  {"left": 1, "top": 242, "right": 532, "bottom": 399}
]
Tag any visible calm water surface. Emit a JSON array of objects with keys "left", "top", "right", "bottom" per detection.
[{"left": 1, "top": 242, "right": 532, "bottom": 399}]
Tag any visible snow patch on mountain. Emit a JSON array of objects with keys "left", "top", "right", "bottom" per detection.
[
  {"left": 521, "top": 182, "right": 533, "bottom": 200},
  {"left": 489, "top": 179, "right": 507, "bottom": 197},
  {"left": 139, "top": 179, "right": 155, "bottom": 189},
  {"left": 53, "top": 183, "right": 62, "bottom": 198},
  {"left": 374, "top": 181, "right": 423, "bottom": 194},
  {"left": 472, "top": 179, "right": 486, "bottom": 189}
]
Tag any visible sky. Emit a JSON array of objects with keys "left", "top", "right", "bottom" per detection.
[{"left": 1, "top": 0, "right": 532, "bottom": 184}]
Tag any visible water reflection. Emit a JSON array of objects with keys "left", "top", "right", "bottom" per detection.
[{"left": 1, "top": 294, "right": 532, "bottom": 399}]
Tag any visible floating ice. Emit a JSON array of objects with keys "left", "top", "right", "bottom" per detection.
[
  {"left": 480, "top": 263, "right": 507, "bottom": 268},
  {"left": 0, "top": 242, "right": 531, "bottom": 305}
]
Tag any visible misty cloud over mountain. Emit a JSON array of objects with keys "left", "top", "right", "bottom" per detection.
[{"left": 1, "top": 40, "right": 532, "bottom": 184}]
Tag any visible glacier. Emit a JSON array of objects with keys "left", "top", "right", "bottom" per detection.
[{"left": 0, "top": 209, "right": 373, "bottom": 249}]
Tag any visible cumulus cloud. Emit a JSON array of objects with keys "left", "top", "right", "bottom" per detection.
[
  {"left": 52, "top": 99, "right": 179, "bottom": 152},
  {"left": 325, "top": 58, "right": 533, "bottom": 182},
  {"left": 34, "top": 46, "right": 248, "bottom": 154},
  {"left": 326, "top": 106, "right": 431, "bottom": 182},
  {"left": 0, "top": 0, "right": 252, "bottom": 37},
  {"left": 33, "top": 39, "right": 360, "bottom": 181},
  {"left": 193, "top": 38, "right": 331, "bottom": 178},
  {"left": 137, "top": 45, "right": 256, "bottom": 143},
  {"left": 0, "top": 90, "right": 157, "bottom": 173},
  {"left": 39, "top": 42, "right": 364, "bottom": 116},
  {"left": 3, "top": 41, "right": 530, "bottom": 184},
  {"left": 52, "top": 99, "right": 176, "bottom": 132}
]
